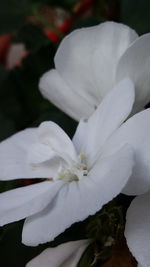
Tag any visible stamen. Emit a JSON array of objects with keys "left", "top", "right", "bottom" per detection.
[
  {"left": 55, "top": 153, "right": 88, "bottom": 182},
  {"left": 80, "top": 152, "right": 85, "bottom": 160},
  {"left": 58, "top": 172, "right": 79, "bottom": 182}
]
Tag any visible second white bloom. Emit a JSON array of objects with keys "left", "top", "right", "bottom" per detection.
[{"left": 39, "top": 22, "right": 150, "bottom": 121}]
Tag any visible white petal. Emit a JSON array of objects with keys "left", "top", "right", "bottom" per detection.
[
  {"left": 90, "top": 22, "right": 138, "bottom": 98},
  {"left": 27, "top": 143, "right": 60, "bottom": 165},
  {"left": 39, "top": 70, "right": 94, "bottom": 121},
  {"left": 55, "top": 22, "right": 137, "bottom": 102},
  {"left": 0, "top": 180, "right": 64, "bottom": 226},
  {"left": 40, "top": 22, "right": 138, "bottom": 120},
  {"left": 26, "top": 240, "right": 89, "bottom": 267},
  {"left": 72, "top": 119, "right": 87, "bottom": 154},
  {"left": 38, "top": 121, "right": 77, "bottom": 163},
  {"left": 116, "top": 33, "right": 150, "bottom": 113},
  {"left": 125, "top": 192, "right": 150, "bottom": 267},
  {"left": 101, "top": 108, "right": 150, "bottom": 195},
  {"left": 82, "top": 78, "right": 135, "bottom": 166},
  {"left": 27, "top": 143, "right": 66, "bottom": 178},
  {"left": 0, "top": 128, "right": 37, "bottom": 180},
  {"left": 22, "top": 145, "right": 133, "bottom": 246},
  {"left": 0, "top": 128, "right": 61, "bottom": 180}
]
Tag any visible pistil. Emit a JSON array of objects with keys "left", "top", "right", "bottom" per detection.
[{"left": 56, "top": 152, "right": 88, "bottom": 182}]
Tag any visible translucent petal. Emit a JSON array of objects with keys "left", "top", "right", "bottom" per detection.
[
  {"left": 26, "top": 240, "right": 89, "bottom": 267},
  {"left": 102, "top": 108, "right": 150, "bottom": 195},
  {"left": 116, "top": 33, "right": 150, "bottom": 114},
  {"left": 0, "top": 180, "right": 64, "bottom": 226}
]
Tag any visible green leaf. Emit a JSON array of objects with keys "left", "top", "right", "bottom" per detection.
[
  {"left": 0, "top": 66, "right": 8, "bottom": 84},
  {"left": 70, "top": 17, "right": 104, "bottom": 31},
  {"left": 14, "top": 24, "right": 50, "bottom": 52},
  {"left": 0, "top": 179, "right": 22, "bottom": 193},
  {"left": 0, "top": 0, "right": 82, "bottom": 34},
  {"left": 77, "top": 244, "right": 95, "bottom": 267},
  {"left": 0, "top": 42, "right": 55, "bottom": 131},
  {"left": 121, "top": 0, "right": 150, "bottom": 34},
  {"left": 0, "top": 0, "right": 31, "bottom": 33},
  {"left": 0, "top": 114, "right": 15, "bottom": 141},
  {"left": 50, "top": 0, "right": 80, "bottom": 9}
]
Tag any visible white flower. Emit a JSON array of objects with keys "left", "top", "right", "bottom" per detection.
[
  {"left": 39, "top": 21, "right": 150, "bottom": 121},
  {"left": 26, "top": 240, "right": 89, "bottom": 267},
  {"left": 0, "top": 79, "right": 150, "bottom": 246},
  {"left": 125, "top": 192, "right": 150, "bottom": 267}
]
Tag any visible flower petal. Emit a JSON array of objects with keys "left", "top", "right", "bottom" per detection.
[
  {"left": 38, "top": 121, "right": 77, "bottom": 163},
  {"left": 26, "top": 240, "right": 89, "bottom": 267},
  {"left": 0, "top": 128, "right": 38, "bottom": 180},
  {"left": 55, "top": 22, "right": 137, "bottom": 103},
  {"left": 22, "top": 145, "right": 133, "bottom": 246},
  {"left": 40, "top": 22, "right": 138, "bottom": 121},
  {"left": 125, "top": 192, "right": 150, "bottom": 267},
  {"left": 81, "top": 78, "right": 135, "bottom": 166},
  {"left": 27, "top": 143, "right": 60, "bottom": 165},
  {"left": 72, "top": 119, "right": 87, "bottom": 154},
  {"left": 39, "top": 70, "right": 94, "bottom": 121},
  {"left": 116, "top": 33, "right": 150, "bottom": 113},
  {"left": 0, "top": 127, "right": 63, "bottom": 180},
  {"left": 101, "top": 108, "right": 150, "bottom": 195},
  {"left": 0, "top": 180, "right": 64, "bottom": 226}
]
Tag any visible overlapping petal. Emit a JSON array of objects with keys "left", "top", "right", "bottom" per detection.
[
  {"left": 39, "top": 69, "right": 95, "bottom": 121},
  {"left": 55, "top": 22, "right": 137, "bottom": 102},
  {"left": 27, "top": 143, "right": 61, "bottom": 165},
  {"left": 40, "top": 22, "right": 138, "bottom": 120},
  {"left": 125, "top": 192, "right": 150, "bottom": 267},
  {"left": 0, "top": 180, "right": 64, "bottom": 226},
  {"left": 116, "top": 33, "right": 150, "bottom": 114},
  {"left": 38, "top": 121, "right": 77, "bottom": 162},
  {"left": 101, "top": 108, "right": 150, "bottom": 195},
  {"left": 76, "top": 78, "right": 134, "bottom": 166},
  {"left": 0, "top": 128, "right": 40, "bottom": 180},
  {"left": 26, "top": 240, "right": 89, "bottom": 267},
  {"left": 0, "top": 128, "right": 63, "bottom": 180},
  {"left": 72, "top": 118, "right": 87, "bottom": 154},
  {"left": 0, "top": 121, "right": 79, "bottom": 180},
  {"left": 22, "top": 145, "right": 133, "bottom": 246}
]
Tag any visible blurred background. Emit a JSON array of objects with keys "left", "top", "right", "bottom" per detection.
[{"left": 0, "top": 0, "right": 149, "bottom": 266}]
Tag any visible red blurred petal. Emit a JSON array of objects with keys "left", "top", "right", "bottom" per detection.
[
  {"left": 0, "top": 34, "right": 11, "bottom": 65},
  {"left": 59, "top": 18, "right": 73, "bottom": 33},
  {"left": 74, "top": 0, "right": 94, "bottom": 16},
  {"left": 45, "top": 30, "right": 60, "bottom": 42}
]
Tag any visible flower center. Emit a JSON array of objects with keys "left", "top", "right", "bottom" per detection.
[{"left": 56, "top": 152, "right": 88, "bottom": 182}]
